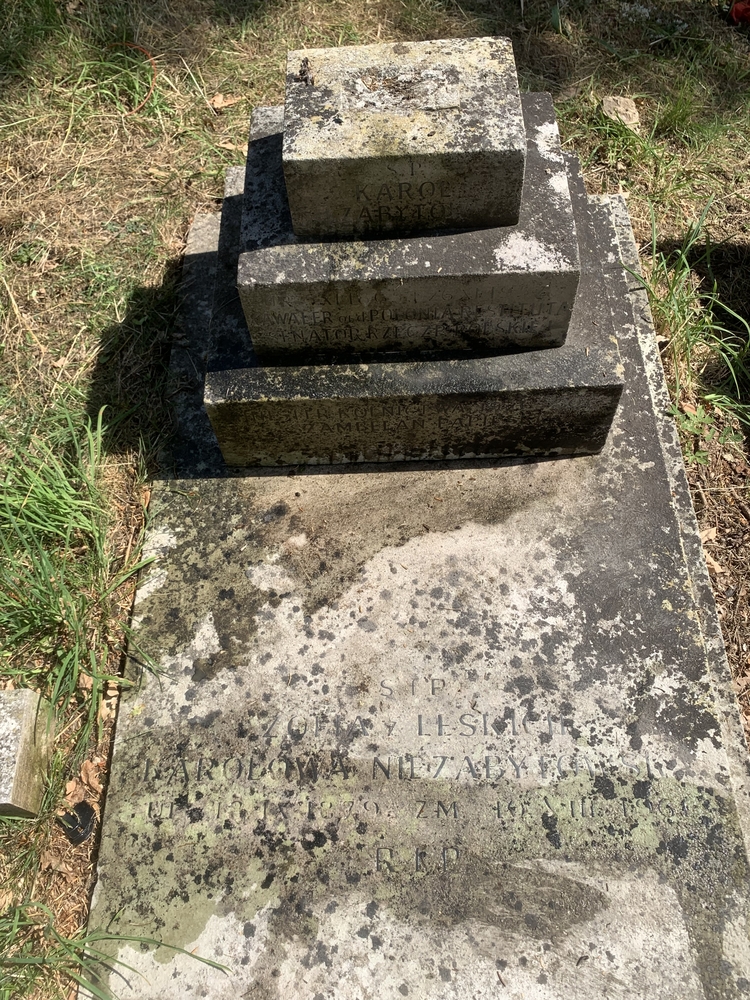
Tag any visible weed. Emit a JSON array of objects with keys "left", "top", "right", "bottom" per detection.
[
  {"left": 641, "top": 204, "right": 750, "bottom": 429},
  {"left": 0, "top": 901, "right": 228, "bottom": 1000}
]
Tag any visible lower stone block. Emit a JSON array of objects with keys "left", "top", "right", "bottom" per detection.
[
  {"left": 0, "top": 690, "right": 53, "bottom": 817},
  {"left": 205, "top": 352, "right": 621, "bottom": 465}
]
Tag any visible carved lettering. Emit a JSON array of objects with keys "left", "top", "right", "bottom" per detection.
[
  {"left": 436, "top": 800, "right": 458, "bottom": 819},
  {"left": 376, "top": 848, "right": 394, "bottom": 872}
]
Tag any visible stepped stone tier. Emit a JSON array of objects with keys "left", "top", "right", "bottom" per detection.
[
  {"left": 206, "top": 147, "right": 620, "bottom": 465},
  {"left": 281, "top": 37, "right": 527, "bottom": 238},
  {"left": 238, "top": 96, "right": 579, "bottom": 362}
]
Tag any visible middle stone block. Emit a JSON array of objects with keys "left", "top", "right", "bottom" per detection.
[{"left": 238, "top": 93, "right": 579, "bottom": 362}]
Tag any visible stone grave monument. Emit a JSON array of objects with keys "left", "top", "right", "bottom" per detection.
[
  {"left": 202, "top": 36, "right": 623, "bottom": 466},
  {"left": 85, "top": 37, "right": 750, "bottom": 1000}
]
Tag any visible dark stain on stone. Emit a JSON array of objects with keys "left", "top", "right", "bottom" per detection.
[
  {"left": 541, "top": 812, "right": 562, "bottom": 850},
  {"left": 192, "top": 656, "right": 224, "bottom": 682},
  {"left": 658, "top": 835, "right": 690, "bottom": 864},
  {"left": 633, "top": 780, "right": 650, "bottom": 800},
  {"left": 302, "top": 830, "right": 328, "bottom": 851},
  {"left": 594, "top": 776, "right": 616, "bottom": 800},
  {"left": 391, "top": 861, "right": 605, "bottom": 937}
]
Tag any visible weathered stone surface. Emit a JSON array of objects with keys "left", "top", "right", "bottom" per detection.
[
  {"left": 238, "top": 94, "right": 579, "bottom": 361},
  {"left": 282, "top": 37, "right": 526, "bottom": 238},
  {"left": 0, "top": 690, "right": 52, "bottom": 817},
  {"left": 208, "top": 146, "right": 618, "bottom": 467},
  {"left": 205, "top": 353, "right": 621, "bottom": 466},
  {"left": 86, "top": 192, "right": 750, "bottom": 998}
]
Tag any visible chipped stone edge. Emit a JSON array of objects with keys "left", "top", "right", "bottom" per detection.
[{"left": 604, "top": 192, "right": 750, "bottom": 848}]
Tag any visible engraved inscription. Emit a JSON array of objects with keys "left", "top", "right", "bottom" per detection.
[{"left": 261, "top": 299, "right": 571, "bottom": 350}]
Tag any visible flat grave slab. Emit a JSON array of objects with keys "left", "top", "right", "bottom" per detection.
[
  {"left": 282, "top": 37, "right": 526, "bottom": 238},
  {"left": 238, "top": 94, "right": 579, "bottom": 361},
  {"left": 86, "top": 193, "right": 750, "bottom": 998}
]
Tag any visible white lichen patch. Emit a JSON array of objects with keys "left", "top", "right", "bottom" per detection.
[
  {"left": 101, "top": 908, "right": 273, "bottom": 999},
  {"left": 133, "top": 528, "right": 179, "bottom": 609},
  {"left": 532, "top": 119, "right": 564, "bottom": 163},
  {"left": 127, "top": 612, "right": 222, "bottom": 733},
  {"left": 493, "top": 233, "right": 569, "bottom": 272}
]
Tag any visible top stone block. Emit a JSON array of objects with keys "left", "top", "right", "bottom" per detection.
[{"left": 282, "top": 37, "right": 526, "bottom": 239}]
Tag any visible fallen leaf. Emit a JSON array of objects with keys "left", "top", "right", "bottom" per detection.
[
  {"left": 601, "top": 95, "right": 640, "bottom": 131},
  {"left": 64, "top": 778, "right": 86, "bottom": 806},
  {"left": 700, "top": 527, "right": 717, "bottom": 543},
  {"left": 40, "top": 850, "right": 75, "bottom": 877},
  {"left": 218, "top": 141, "right": 246, "bottom": 151},
  {"left": 704, "top": 552, "right": 726, "bottom": 575},
  {"left": 680, "top": 402, "right": 697, "bottom": 415},
  {"left": 81, "top": 760, "right": 103, "bottom": 795},
  {"left": 98, "top": 698, "right": 116, "bottom": 723},
  {"left": 210, "top": 93, "right": 243, "bottom": 110},
  {"left": 78, "top": 672, "right": 93, "bottom": 691}
]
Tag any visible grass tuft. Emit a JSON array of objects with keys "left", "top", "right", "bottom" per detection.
[
  {"left": 0, "top": 901, "right": 229, "bottom": 1000},
  {"left": 0, "top": 408, "right": 151, "bottom": 764}
]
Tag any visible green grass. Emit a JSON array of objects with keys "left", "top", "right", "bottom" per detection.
[
  {"left": 0, "top": 902, "right": 229, "bottom": 1000},
  {"left": 0, "top": 407, "right": 151, "bottom": 764}
]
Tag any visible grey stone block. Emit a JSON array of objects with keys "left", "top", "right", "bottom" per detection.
[
  {"left": 282, "top": 37, "right": 526, "bottom": 238},
  {"left": 237, "top": 93, "right": 579, "bottom": 361},
  {"left": 206, "top": 150, "right": 620, "bottom": 467},
  {"left": 0, "top": 690, "right": 53, "bottom": 817},
  {"left": 205, "top": 354, "right": 621, "bottom": 466}
]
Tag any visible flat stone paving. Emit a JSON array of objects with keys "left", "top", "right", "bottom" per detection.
[
  {"left": 0, "top": 690, "right": 52, "bottom": 816},
  {"left": 281, "top": 37, "right": 526, "bottom": 238},
  {"left": 86, "top": 195, "right": 750, "bottom": 998}
]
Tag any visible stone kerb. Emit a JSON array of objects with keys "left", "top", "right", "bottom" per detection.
[
  {"left": 238, "top": 94, "right": 579, "bottom": 363},
  {"left": 0, "top": 690, "right": 53, "bottom": 817},
  {"left": 281, "top": 37, "right": 527, "bottom": 239}
]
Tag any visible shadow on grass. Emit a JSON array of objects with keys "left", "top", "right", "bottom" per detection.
[
  {"left": 653, "top": 235, "right": 750, "bottom": 444},
  {"left": 0, "top": 0, "right": 62, "bottom": 88},
  {"left": 85, "top": 258, "right": 182, "bottom": 472}
]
